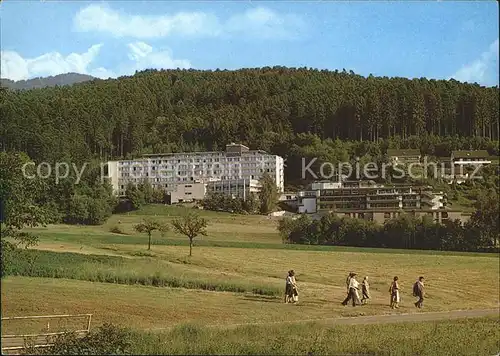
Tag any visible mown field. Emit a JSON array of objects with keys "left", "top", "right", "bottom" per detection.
[{"left": 2, "top": 205, "right": 499, "bottom": 354}]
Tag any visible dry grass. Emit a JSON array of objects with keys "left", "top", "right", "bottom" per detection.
[
  {"left": 2, "top": 278, "right": 499, "bottom": 356},
  {"left": 1, "top": 277, "right": 354, "bottom": 332},
  {"left": 5, "top": 205, "right": 499, "bottom": 337},
  {"left": 94, "top": 244, "right": 500, "bottom": 312}
]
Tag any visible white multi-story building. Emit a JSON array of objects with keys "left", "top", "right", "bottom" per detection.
[{"left": 107, "top": 143, "right": 284, "bottom": 197}]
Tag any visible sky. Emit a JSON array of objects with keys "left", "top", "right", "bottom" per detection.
[{"left": 1, "top": 1, "right": 499, "bottom": 86}]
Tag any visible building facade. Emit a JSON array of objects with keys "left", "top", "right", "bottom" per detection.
[
  {"left": 296, "top": 181, "right": 450, "bottom": 219},
  {"left": 107, "top": 143, "right": 284, "bottom": 196},
  {"left": 331, "top": 209, "right": 470, "bottom": 225},
  {"left": 206, "top": 179, "right": 260, "bottom": 200},
  {"left": 317, "top": 185, "right": 438, "bottom": 211},
  {"left": 451, "top": 150, "right": 492, "bottom": 166},
  {"left": 387, "top": 149, "right": 422, "bottom": 165},
  {"left": 169, "top": 183, "right": 206, "bottom": 204}
]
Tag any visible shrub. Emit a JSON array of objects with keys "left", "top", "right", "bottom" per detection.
[
  {"left": 109, "top": 225, "right": 126, "bottom": 234},
  {"left": 23, "top": 323, "right": 132, "bottom": 355}
]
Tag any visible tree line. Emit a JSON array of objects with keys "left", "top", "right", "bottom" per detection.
[
  {"left": 1, "top": 68, "right": 498, "bottom": 179},
  {"left": 277, "top": 189, "right": 499, "bottom": 252},
  {"left": 0, "top": 152, "right": 117, "bottom": 230},
  {"left": 200, "top": 172, "right": 279, "bottom": 214}
]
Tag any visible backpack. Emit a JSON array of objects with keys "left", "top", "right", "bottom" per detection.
[{"left": 412, "top": 282, "right": 419, "bottom": 297}]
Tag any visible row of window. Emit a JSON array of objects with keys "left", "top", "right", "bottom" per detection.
[
  {"left": 119, "top": 155, "right": 278, "bottom": 166},
  {"left": 119, "top": 161, "right": 277, "bottom": 170},
  {"left": 119, "top": 168, "right": 276, "bottom": 178}
]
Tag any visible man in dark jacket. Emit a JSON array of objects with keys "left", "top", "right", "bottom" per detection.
[{"left": 414, "top": 276, "right": 425, "bottom": 308}]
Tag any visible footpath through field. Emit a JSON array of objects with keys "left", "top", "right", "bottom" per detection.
[{"left": 148, "top": 308, "right": 499, "bottom": 332}]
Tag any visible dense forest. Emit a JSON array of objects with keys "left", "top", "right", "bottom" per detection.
[
  {"left": 1, "top": 68, "right": 499, "bottom": 259},
  {"left": 1, "top": 68, "right": 499, "bottom": 167}
]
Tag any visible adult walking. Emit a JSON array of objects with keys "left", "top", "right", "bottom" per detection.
[
  {"left": 290, "top": 269, "right": 299, "bottom": 303},
  {"left": 346, "top": 272, "right": 354, "bottom": 293},
  {"left": 342, "top": 273, "right": 361, "bottom": 306},
  {"left": 285, "top": 270, "right": 298, "bottom": 303},
  {"left": 413, "top": 276, "right": 425, "bottom": 308},
  {"left": 285, "top": 270, "right": 293, "bottom": 303},
  {"left": 389, "top": 276, "right": 400, "bottom": 309},
  {"left": 361, "top": 276, "right": 370, "bottom": 304}
]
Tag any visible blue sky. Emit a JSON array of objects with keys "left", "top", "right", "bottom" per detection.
[{"left": 1, "top": 1, "right": 498, "bottom": 86}]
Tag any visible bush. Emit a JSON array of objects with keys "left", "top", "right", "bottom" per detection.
[
  {"left": 201, "top": 192, "right": 259, "bottom": 214},
  {"left": 23, "top": 323, "right": 132, "bottom": 355},
  {"left": 279, "top": 212, "right": 498, "bottom": 252},
  {"left": 109, "top": 225, "right": 126, "bottom": 234}
]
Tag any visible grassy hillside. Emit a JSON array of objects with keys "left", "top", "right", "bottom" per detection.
[{"left": 1, "top": 205, "right": 498, "bottom": 355}]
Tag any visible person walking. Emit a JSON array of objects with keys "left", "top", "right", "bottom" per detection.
[
  {"left": 346, "top": 272, "right": 354, "bottom": 293},
  {"left": 413, "top": 276, "right": 425, "bottom": 308},
  {"left": 389, "top": 276, "right": 400, "bottom": 309},
  {"left": 285, "top": 270, "right": 293, "bottom": 303},
  {"left": 285, "top": 270, "right": 298, "bottom": 303},
  {"left": 342, "top": 273, "right": 361, "bottom": 306},
  {"left": 290, "top": 270, "right": 299, "bottom": 303},
  {"left": 361, "top": 276, "right": 370, "bottom": 304}
]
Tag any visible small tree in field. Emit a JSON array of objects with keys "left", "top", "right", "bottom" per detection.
[
  {"left": 171, "top": 212, "right": 208, "bottom": 256},
  {"left": 134, "top": 218, "right": 168, "bottom": 250}
]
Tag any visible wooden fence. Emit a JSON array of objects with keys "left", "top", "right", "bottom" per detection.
[{"left": 1, "top": 314, "right": 92, "bottom": 354}]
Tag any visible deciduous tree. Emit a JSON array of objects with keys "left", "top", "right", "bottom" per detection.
[{"left": 171, "top": 213, "right": 208, "bottom": 256}]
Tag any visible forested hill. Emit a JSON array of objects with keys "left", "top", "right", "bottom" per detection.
[
  {"left": 0, "top": 73, "right": 96, "bottom": 90},
  {"left": 1, "top": 67, "right": 499, "bottom": 168}
]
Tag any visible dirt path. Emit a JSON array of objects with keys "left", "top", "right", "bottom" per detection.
[
  {"left": 220, "top": 308, "right": 500, "bottom": 329},
  {"left": 147, "top": 308, "right": 499, "bottom": 332}
]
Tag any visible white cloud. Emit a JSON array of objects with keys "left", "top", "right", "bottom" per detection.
[
  {"left": 451, "top": 38, "right": 499, "bottom": 85},
  {"left": 90, "top": 67, "right": 117, "bottom": 79},
  {"left": 125, "top": 41, "right": 191, "bottom": 71},
  {"left": 128, "top": 42, "right": 154, "bottom": 61},
  {"left": 1, "top": 44, "right": 105, "bottom": 81},
  {"left": 0, "top": 42, "right": 191, "bottom": 81},
  {"left": 73, "top": 4, "right": 303, "bottom": 40},
  {"left": 226, "top": 7, "right": 305, "bottom": 39},
  {"left": 74, "top": 4, "right": 220, "bottom": 39}
]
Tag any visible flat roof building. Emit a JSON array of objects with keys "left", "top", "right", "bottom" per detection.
[
  {"left": 107, "top": 143, "right": 284, "bottom": 197},
  {"left": 296, "top": 181, "right": 447, "bottom": 217},
  {"left": 451, "top": 150, "right": 492, "bottom": 166}
]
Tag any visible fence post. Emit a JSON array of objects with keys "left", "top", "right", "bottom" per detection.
[{"left": 86, "top": 314, "right": 92, "bottom": 333}]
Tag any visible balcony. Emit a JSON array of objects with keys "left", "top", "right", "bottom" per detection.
[
  {"left": 367, "top": 196, "right": 401, "bottom": 203},
  {"left": 298, "top": 191, "right": 320, "bottom": 198}
]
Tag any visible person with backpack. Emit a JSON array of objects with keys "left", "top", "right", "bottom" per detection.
[
  {"left": 413, "top": 276, "right": 425, "bottom": 308},
  {"left": 389, "top": 276, "right": 400, "bottom": 309}
]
